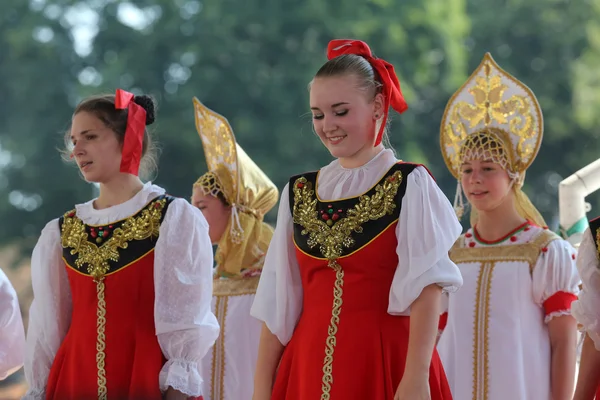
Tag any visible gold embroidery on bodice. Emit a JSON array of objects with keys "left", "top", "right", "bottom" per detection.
[
  {"left": 60, "top": 198, "right": 166, "bottom": 280},
  {"left": 292, "top": 170, "right": 403, "bottom": 261}
]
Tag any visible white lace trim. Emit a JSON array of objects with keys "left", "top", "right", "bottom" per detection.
[
  {"left": 159, "top": 359, "right": 203, "bottom": 396},
  {"left": 544, "top": 309, "right": 572, "bottom": 324}
]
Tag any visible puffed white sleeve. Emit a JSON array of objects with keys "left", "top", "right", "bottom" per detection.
[
  {"left": 23, "top": 220, "right": 72, "bottom": 399},
  {"left": 154, "top": 198, "right": 220, "bottom": 396},
  {"left": 571, "top": 228, "right": 600, "bottom": 348},
  {"left": 0, "top": 268, "right": 25, "bottom": 380},
  {"left": 531, "top": 237, "right": 580, "bottom": 323},
  {"left": 251, "top": 183, "right": 303, "bottom": 345},
  {"left": 389, "top": 166, "right": 463, "bottom": 314}
]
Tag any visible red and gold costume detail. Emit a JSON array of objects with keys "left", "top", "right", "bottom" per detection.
[
  {"left": 270, "top": 163, "right": 453, "bottom": 400},
  {"left": 46, "top": 196, "right": 173, "bottom": 400}
]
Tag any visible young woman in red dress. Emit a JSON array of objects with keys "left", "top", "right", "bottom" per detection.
[
  {"left": 250, "top": 39, "right": 463, "bottom": 400},
  {"left": 23, "top": 90, "right": 219, "bottom": 400}
]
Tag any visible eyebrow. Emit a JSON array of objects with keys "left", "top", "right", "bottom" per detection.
[
  {"left": 310, "top": 102, "right": 350, "bottom": 111},
  {"left": 70, "top": 129, "right": 93, "bottom": 141}
]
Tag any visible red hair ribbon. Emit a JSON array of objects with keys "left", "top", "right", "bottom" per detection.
[
  {"left": 326, "top": 39, "right": 408, "bottom": 146},
  {"left": 115, "top": 89, "right": 147, "bottom": 176}
]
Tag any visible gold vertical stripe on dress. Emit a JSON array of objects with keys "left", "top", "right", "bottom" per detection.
[
  {"left": 472, "top": 262, "right": 495, "bottom": 400},
  {"left": 321, "top": 260, "right": 344, "bottom": 400},
  {"left": 96, "top": 278, "right": 108, "bottom": 400},
  {"left": 211, "top": 296, "right": 229, "bottom": 400}
]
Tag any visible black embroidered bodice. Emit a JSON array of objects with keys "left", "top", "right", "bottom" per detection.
[
  {"left": 289, "top": 163, "right": 419, "bottom": 260},
  {"left": 59, "top": 195, "right": 175, "bottom": 279}
]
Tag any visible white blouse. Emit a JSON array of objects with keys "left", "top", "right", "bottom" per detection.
[
  {"left": 0, "top": 268, "right": 25, "bottom": 380},
  {"left": 250, "top": 149, "right": 464, "bottom": 345},
  {"left": 572, "top": 227, "right": 600, "bottom": 349},
  {"left": 23, "top": 182, "right": 219, "bottom": 398}
]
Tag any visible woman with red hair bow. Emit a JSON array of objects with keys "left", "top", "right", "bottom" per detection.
[
  {"left": 250, "top": 40, "right": 462, "bottom": 400},
  {"left": 23, "top": 90, "right": 219, "bottom": 400}
]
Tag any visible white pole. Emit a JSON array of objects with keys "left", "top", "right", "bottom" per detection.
[{"left": 558, "top": 159, "right": 600, "bottom": 246}]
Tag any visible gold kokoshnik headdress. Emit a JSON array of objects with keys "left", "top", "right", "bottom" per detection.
[
  {"left": 193, "top": 97, "right": 279, "bottom": 277},
  {"left": 440, "top": 53, "right": 546, "bottom": 227}
]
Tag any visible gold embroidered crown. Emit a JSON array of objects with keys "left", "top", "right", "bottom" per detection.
[
  {"left": 440, "top": 53, "right": 543, "bottom": 180},
  {"left": 193, "top": 97, "right": 279, "bottom": 277}
]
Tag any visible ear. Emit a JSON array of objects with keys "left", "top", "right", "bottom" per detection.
[{"left": 372, "top": 92, "right": 385, "bottom": 120}]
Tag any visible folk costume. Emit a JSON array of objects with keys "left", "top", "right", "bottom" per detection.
[
  {"left": 437, "top": 53, "right": 580, "bottom": 400},
  {"left": 23, "top": 89, "right": 219, "bottom": 400},
  {"left": 250, "top": 39, "right": 463, "bottom": 400},
  {"left": 192, "top": 97, "right": 278, "bottom": 400},
  {"left": 571, "top": 218, "right": 600, "bottom": 399}
]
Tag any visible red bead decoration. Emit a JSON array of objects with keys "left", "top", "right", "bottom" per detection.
[
  {"left": 322, "top": 214, "right": 330, "bottom": 221},
  {"left": 297, "top": 182, "right": 304, "bottom": 188},
  {"left": 510, "top": 236, "right": 517, "bottom": 242},
  {"left": 338, "top": 209, "right": 343, "bottom": 213},
  {"left": 572, "top": 254, "right": 576, "bottom": 260},
  {"left": 332, "top": 213, "right": 340, "bottom": 221},
  {"left": 469, "top": 242, "right": 476, "bottom": 248},
  {"left": 109, "top": 225, "right": 113, "bottom": 229},
  {"left": 524, "top": 226, "right": 530, "bottom": 231},
  {"left": 541, "top": 247, "right": 548, "bottom": 253},
  {"left": 91, "top": 230, "right": 98, "bottom": 238},
  {"left": 465, "top": 232, "right": 473, "bottom": 238},
  {"left": 68, "top": 211, "right": 75, "bottom": 218}
]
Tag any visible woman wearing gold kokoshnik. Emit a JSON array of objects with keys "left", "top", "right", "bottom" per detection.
[
  {"left": 191, "top": 97, "right": 278, "bottom": 400},
  {"left": 436, "top": 53, "right": 580, "bottom": 400}
]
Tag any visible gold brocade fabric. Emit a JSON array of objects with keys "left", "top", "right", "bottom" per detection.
[
  {"left": 440, "top": 53, "right": 546, "bottom": 227},
  {"left": 192, "top": 97, "right": 279, "bottom": 277}
]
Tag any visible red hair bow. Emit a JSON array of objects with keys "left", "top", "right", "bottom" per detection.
[
  {"left": 115, "top": 89, "right": 147, "bottom": 176},
  {"left": 327, "top": 40, "right": 408, "bottom": 146}
]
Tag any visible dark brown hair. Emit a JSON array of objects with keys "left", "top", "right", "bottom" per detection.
[
  {"left": 310, "top": 54, "right": 394, "bottom": 149},
  {"left": 63, "top": 93, "right": 159, "bottom": 179}
]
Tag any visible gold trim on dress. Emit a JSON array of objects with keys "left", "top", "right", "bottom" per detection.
[
  {"left": 96, "top": 278, "right": 108, "bottom": 400},
  {"left": 60, "top": 198, "right": 166, "bottom": 280},
  {"left": 450, "top": 229, "right": 560, "bottom": 399},
  {"left": 210, "top": 296, "right": 229, "bottom": 400},
  {"left": 321, "top": 260, "right": 344, "bottom": 400},
  {"left": 60, "top": 198, "right": 167, "bottom": 398},
  {"left": 292, "top": 171, "right": 402, "bottom": 260},
  {"left": 291, "top": 170, "right": 403, "bottom": 399},
  {"left": 472, "top": 262, "right": 494, "bottom": 400},
  {"left": 212, "top": 276, "right": 260, "bottom": 297},
  {"left": 451, "top": 229, "right": 559, "bottom": 275}
]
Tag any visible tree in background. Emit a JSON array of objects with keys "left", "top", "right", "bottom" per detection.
[{"left": 0, "top": 0, "right": 599, "bottom": 258}]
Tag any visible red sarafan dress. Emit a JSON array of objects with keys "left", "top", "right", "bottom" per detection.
[
  {"left": 572, "top": 216, "right": 600, "bottom": 399},
  {"left": 251, "top": 149, "right": 463, "bottom": 399},
  {"left": 23, "top": 183, "right": 219, "bottom": 400}
]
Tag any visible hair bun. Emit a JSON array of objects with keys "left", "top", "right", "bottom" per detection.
[{"left": 133, "top": 95, "right": 156, "bottom": 125}]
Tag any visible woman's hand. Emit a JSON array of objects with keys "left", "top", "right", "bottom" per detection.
[{"left": 394, "top": 373, "right": 431, "bottom": 400}]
